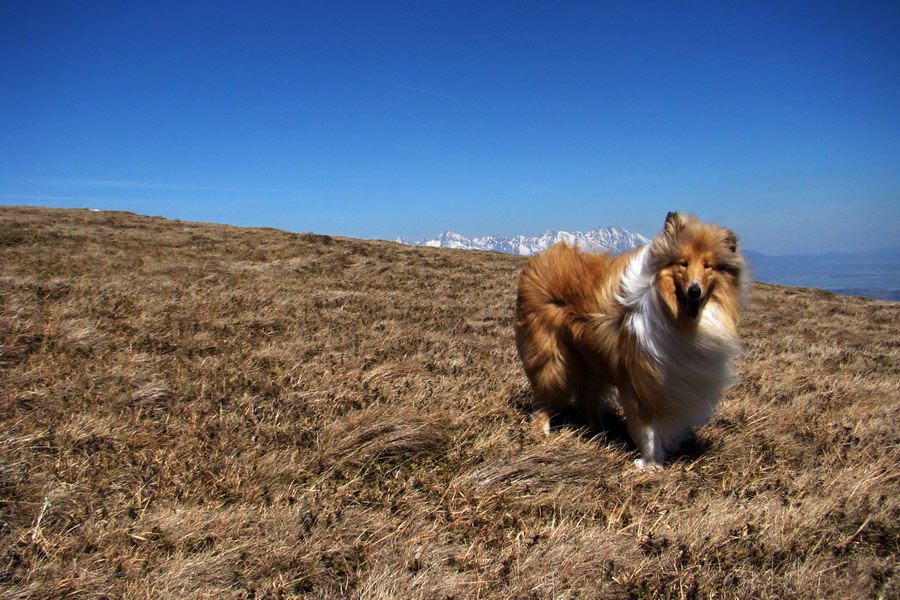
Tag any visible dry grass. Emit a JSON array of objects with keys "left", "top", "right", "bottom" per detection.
[{"left": 0, "top": 205, "right": 897, "bottom": 599}]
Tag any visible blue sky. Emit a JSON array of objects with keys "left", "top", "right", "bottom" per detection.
[{"left": 1, "top": 1, "right": 898, "bottom": 255}]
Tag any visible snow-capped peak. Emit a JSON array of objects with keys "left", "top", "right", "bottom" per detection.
[{"left": 399, "top": 227, "right": 650, "bottom": 256}]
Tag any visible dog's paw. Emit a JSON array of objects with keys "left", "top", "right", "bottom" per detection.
[
  {"left": 634, "top": 457, "right": 664, "bottom": 470},
  {"left": 532, "top": 411, "right": 551, "bottom": 436}
]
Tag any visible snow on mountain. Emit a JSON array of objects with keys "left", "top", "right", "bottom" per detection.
[{"left": 398, "top": 227, "right": 650, "bottom": 256}]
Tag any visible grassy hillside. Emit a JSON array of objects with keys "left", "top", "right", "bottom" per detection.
[{"left": 1, "top": 206, "right": 897, "bottom": 599}]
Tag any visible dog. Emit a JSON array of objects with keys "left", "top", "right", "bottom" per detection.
[{"left": 514, "top": 212, "right": 747, "bottom": 467}]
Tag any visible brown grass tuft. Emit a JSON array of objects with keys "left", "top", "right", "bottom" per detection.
[
  {"left": 320, "top": 407, "right": 451, "bottom": 467},
  {"left": 0, "top": 206, "right": 897, "bottom": 599}
]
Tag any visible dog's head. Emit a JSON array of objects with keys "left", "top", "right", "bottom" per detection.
[{"left": 650, "top": 212, "right": 745, "bottom": 325}]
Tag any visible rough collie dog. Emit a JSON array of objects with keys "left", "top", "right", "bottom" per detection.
[{"left": 515, "top": 212, "right": 747, "bottom": 467}]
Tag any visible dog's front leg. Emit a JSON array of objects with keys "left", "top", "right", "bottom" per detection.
[{"left": 627, "top": 418, "right": 666, "bottom": 469}]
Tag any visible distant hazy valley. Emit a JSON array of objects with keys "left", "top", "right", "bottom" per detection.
[{"left": 743, "top": 249, "right": 900, "bottom": 301}]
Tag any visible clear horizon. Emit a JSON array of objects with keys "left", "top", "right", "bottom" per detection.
[{"left": 2, "top": 1, "right": 898, "bottom": 255}]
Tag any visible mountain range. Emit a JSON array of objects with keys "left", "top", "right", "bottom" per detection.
[
  {"left": 399, "top": 228, "right": 899, "bottom": 302},
  {"left": 398, "top": 227, "right": 650, "bottom": 256}
]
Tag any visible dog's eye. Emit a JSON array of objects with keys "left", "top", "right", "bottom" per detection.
[
  {"left": 678, "top": 260, "right": 688, "bottom": 268},
  {"left": 704, "top": 263, "right": 712, "bottom": 270}
]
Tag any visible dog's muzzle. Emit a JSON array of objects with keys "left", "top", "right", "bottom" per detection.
[
  {"left": 687, "top": 282, "right": 702, "bottom": 301},
  {"left": 684, "top": 281, "right": 703, "bottom": 319}
]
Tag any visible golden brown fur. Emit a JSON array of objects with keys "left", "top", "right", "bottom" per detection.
[{"left": 515, "top": 212, "right": 747, "bottom": 467}]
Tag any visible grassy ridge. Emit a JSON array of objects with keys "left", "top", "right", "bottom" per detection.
[{"left": 1, "top": 206, "right": 897, "bottom": 599}]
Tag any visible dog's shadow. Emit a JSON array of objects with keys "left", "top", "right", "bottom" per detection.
[
  {"left": 545, "top": 406, "right": 713, "bottom": 465},
  {"left": 551, "top": 406, "right": 631, "bottom": 446},
  {"left": 509, "top": 385, "right": 712, "bottom": 464}
]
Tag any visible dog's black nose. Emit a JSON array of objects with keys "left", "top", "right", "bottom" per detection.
[{"left": 687, "top": 282, "right": 702, "bottom": 300}]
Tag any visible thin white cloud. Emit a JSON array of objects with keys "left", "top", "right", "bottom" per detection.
[
  {"left": 600, "top": 174, "right": 660, "bottom": 186},
  {"left": 0, "top": 194, "right": 117, "bottom": 203},
  {"left": 41, "top": 178, "right": 303, "bottom": 194},
  {"left": 394, "top": 84, "right": 459, "bottom": 100}
]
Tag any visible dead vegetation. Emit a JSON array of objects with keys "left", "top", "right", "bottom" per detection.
[{"left": 0, "top": 206, "right": 897, "bottom": 599}]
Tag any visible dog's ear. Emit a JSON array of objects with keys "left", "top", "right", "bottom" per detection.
[
  {"left": 664, "top": 212, "right": 683, "bottom": 237},
  {"left": 725, "top": 230, "right": 738, "bottom": 253}
]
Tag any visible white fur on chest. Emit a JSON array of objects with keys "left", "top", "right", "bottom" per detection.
[{"left": 618, "top": 247, "right": 740, "bottom": 416}]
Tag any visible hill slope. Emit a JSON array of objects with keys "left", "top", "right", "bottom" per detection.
[{"left": 1, "top": 206, "right": 897, "bottom": 599}]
